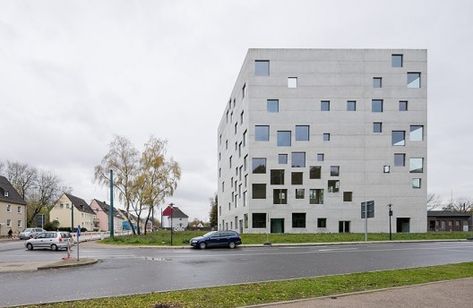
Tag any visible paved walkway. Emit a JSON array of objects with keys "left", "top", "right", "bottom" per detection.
[{"left": 256, "top": 278, "right": 473, "bottom": 308}]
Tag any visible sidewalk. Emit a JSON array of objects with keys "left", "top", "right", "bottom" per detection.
[
  {"left": 251, "top": 278, "right": 473, "bottom": 308},
  {"left": 0, "top": 258, "right": 98, "bottom": 273}
]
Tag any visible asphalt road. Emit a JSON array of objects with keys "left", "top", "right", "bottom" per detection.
[{"left": 0, "top": 240, "right": 473, "bottom": 307}]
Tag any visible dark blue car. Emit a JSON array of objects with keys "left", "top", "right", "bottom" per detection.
[{"left": 190, "top": 231, "right": 242, "bottom": 249}]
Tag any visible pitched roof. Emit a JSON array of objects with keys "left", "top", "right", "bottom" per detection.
[
  {"left": 65, "top": 193, "right": 95, "bottom": 215},
  {"left": 428, "top": 210, "right": 472, "bottom": 217},
  {"left": 0, "top": 176, "right": 27, "bottom": 205},
  {"left": 162, "top": 206, "right": 189, "bottom": 218},
  {"left": 92, "top": 199, "right": 124, "bottom": 219}
]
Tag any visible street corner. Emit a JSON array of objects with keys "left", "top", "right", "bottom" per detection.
[{"left": 37, "top": 258, "right": 99, "bottom": 270}]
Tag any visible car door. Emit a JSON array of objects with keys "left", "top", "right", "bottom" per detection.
[
  {"left": 33, "top": 233, "right": 47, "bottom": 248},
  {"left": 206, "top": 232, "right": 221, "bottom": 247}
]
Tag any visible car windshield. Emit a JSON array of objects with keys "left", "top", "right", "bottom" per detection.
[{"left": 203, "top": 231, "right": 217, "bottom": 237}]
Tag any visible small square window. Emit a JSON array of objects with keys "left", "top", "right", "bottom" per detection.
[
  {"left": 278, "top": 154, "right": 288, "bottom": 164},
  {"left": 372, "top": 99, "right": 383, "bottom": 112},
  {"left": 410, "top": 125, "right": 424, "bottom": 141},
  {"left": 321, "top": 100, "right": 330, "bottom": 111},
  {"left": 291, "top": 152, "right": 306, "bottom": 168},
  {"left": 383, "top": 165, "right": 391, "bottom": 173},
  {"left": 343, "top": 192, "right": 352, "bottom": 202},
  {"left": 255, "top": 60, "right": 270, "bottom": 76},
  {"left": 409, "top": 158, "right": 424, "bottom": 173},
  {"left": 291, "top": 172, "right": 303, "bottom": 185},
  {"left": 252, "top": 158, "right": 267, "bottom": 173},
  {"left": 255, "top": 125, "right": 270, "bottom": 141},
  {"left": 270, "top": 169, "right": 285, "bottom": 185},
  {"left": 392, "top": 131, "right": 406, "bottom": 146},
  {"left": 373, "top": 122, "right": 382, "bottom": 133},
  {"left": 373, "top": 77, "right": 382, "bottom": 88},
  {"left": 323, "top": 133, "right": 331, "bottom": 141},
  {"left": 412, "top": 178, "right": 422, "bottom": 189},
  {"left": 288, "top": 77, "right": 297, "bottom": 88},
  {"left": 317, "top": 153, "right": 325, "bottom": 161},
  {"left": 407, "top": 72, "right": 421, "bottom": 88},
  {"left": 295, "top": 125, "right": 310, "bottom": 141},
  {"left": 330, "top": 166, "right": 340, "bottom": 176},
  {"left": 277, "top": 131, "right": 291, "bottom": 146},
  {"left": 310, "top": 189, "right": 324, "bottom": 204},
  {"left": 394, "top": 153, "right": 406, "bottom": 166},
  {"left": 399, "top": 101, "right": 408, "bottom": 111},
  {"left": 292, "top": 213, "right": 306, "bottom": 228},
  {"left": 295, "top": 189, "right": 305, "bottom": 199},
  {"left": 347, "top": 100, "right": 356, "bottom": 111},
  {"left": 328, "top": 180, "right": 340, "bottom": 193},
  {"left": 392, "top": 54, "right": 403, "bottom": 67},
  {"left": 317, "top": 218, "right": 327, "bottom": 228},
  {"left": 267, "top": 99, "right": 279, "bottom": 112},
  {"left": 252, "top": 184, "right": 266, "bottom": 199},
  {"left": 273, "top": 189, "right": 287, "bottom": 204},
  {"left": 310, "top": 166, "right": 321, "bottom": 179}
]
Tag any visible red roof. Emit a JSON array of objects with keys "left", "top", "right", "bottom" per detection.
[{"left": 162, "top": 206, "right": 188, "bottom": 218}]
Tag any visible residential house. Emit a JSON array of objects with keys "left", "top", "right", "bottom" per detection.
[
  {"left": 428, "top": 211, "right": 472, "bottom": 232},
  {"left": 161, "top": 205, "right": 189, "bottom": 230},
  {"left": 0, "top": 176, "right": 27, "bottom": 236},
  {"left": 50, "top": 193, "right": 97, "bottom": 231},
  {"left": 89, "top": 199, "right": 125, "bottom": 232}
]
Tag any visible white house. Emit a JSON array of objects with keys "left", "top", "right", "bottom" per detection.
[{"left": 161, "top": 205, "right": 189, "bottom": 230}]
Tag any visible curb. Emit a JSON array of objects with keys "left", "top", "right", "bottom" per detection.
[{"left": 37, "top": 258, "right": 98, "bottom": 270}]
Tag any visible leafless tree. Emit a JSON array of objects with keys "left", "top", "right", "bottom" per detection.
[
  {"left": 442, "top": 198, "right": 473, "bottom": 213},
  {"left": 427, "top": 193, "right": 442, "bottom": 210},
  {"left": 5, "top": 161, "right": 38, "bottom": 200}
]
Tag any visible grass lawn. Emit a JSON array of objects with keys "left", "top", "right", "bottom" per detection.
[
  {"left": 31, "top": 262, "right": 473, "bottom": 308},
  {"left": 100, "top": 230, "right": 471, "bottom": 246}
]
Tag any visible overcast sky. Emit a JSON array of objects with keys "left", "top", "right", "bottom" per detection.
[{"left": 0, "top": 0, "right": 472, "bottom": 220}]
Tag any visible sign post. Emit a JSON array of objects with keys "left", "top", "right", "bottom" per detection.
[
  {"left": 76, "top": 225, "right": 81, "bottom": 261},
  {"left": 361, "top": 201, "right": 375, "bottom": 241}
]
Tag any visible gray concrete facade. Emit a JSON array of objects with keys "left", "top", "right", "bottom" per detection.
[{"left": 217, "top": 49, "right": 427, "bottom": 233}]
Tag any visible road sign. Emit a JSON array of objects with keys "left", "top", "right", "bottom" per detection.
[{"left": 361, "top": 201, "right": 375, "bottom": 219}]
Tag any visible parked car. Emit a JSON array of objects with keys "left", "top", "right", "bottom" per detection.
[
  {"left": 25, "top": 231, "right": 73, "bottom": 251},
  {"left": 19, "top": 228, "right": 45, "bottom": 240},
  {"left": 190, "top": 230, "right": 242, "bottom": 249}
]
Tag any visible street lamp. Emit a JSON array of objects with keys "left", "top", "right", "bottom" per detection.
[
  {"left": 388, "top": 203, "right": 393, "bottom": 240},
  {"left": 169, "top": 203, "right": 174, "bottom": 246}
]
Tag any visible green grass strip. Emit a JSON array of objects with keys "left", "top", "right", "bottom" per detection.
[{"left": 30, "top": 262, "right": 473, "bottom": 308}]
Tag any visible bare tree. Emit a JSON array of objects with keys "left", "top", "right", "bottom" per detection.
[
  {"left": 442, "top": 198, "right": 473, "bottom": 213},
  {"left": 0, "top": 161, "right": 4, "bottom": 174},
  {"left": 427, "top": 193, "right": 442, "bottom": 210},
  {"left": 5, "top": 161, "right": 37, "bottom": 200}
]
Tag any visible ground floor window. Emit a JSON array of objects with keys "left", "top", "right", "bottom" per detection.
[
  {"left": 252, "top": 213, "right": 267, "bottom": 228},
  {"left": 339, "top": 221, "right": 350, "bottom": 233},
  {"left": 317, "top": 218, "right": 327, "bottom": 228},
  {"left": 292, "top": 213, "right": 306, "bottom": 228}
]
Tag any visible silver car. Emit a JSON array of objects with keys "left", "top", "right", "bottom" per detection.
[
  {"left": 25, "top": 232, "right": 73, "bottom": 251},
  {"left": 19, "top": 228, "right": 45, "bottom": 240}
]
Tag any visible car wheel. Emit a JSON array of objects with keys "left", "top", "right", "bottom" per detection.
[
  {"left": 229, "top": 242, "right": 236, "bottom": 249},
  {"left": 26, "top": 243, "right": 33, "bottom": 250},
  {"left": 51, "top": 244, "right": 58, "bottom": 251},
  {"left": 199, "top": 242, "right": 207, "bottom": 249}
]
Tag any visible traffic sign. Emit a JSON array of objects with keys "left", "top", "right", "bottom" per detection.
[{"left": 361, "top": 201, "right": 375, "bottom": 219}]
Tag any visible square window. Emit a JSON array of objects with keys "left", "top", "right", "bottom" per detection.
[
  {"left": 412, "top": 178, "right": 422, "bottom": 189},
  {"left": 252, "top": 158, "right": 266, "bottom": 173},
  {"left": 288, "top": 77, "right": 297, "bottom": 88},
  {"left": 343, "top": 191, "right": 353, "bottom": 202},
  {"left": 399, "top": 101, "right": 408, "bottom": 111},
  {"left": 309, "top": 189, "right": 324, "bottom": 204},
  {"left": 373, "top": 122, "right": 382, "bottom": 133},
  {"left": 373, "top": 77, "right": 382, "bottom": 88},
  {"left": 255, "top": 125, "right": 270, "bottom": 141},
  {"left": 410, "top": 125, "right": 424, "bottom": 141},
  {"left": 392, "top": 131, "right": 406, "bottom": 146},
  {"left": 394, "top": 153, "right": 405, "bottom": 166},
  {"left": 409, "top": 158, "right": 424, "bottom": 173},
  {"left": 255, "top": 60, "right": 270, "bottom": 76},
  {"left": 372, "top": 99, "right": 383, "bottom": 112},
  {"left": 292, "top": 213, "right": 306, "bottom": 228},
  {"left": 330, "top": 166, "right": 340, "bottom": 176},
  {"left": 273, "top": 189, "right": 287, "bottom": 204},
  {"left": 407, "top": 72, "right": 421, "bottom": 88},
  {"left": 278, "top": 154, "right": 288, "bottom": 164},
  {"left": 347, "top": 100, "right": 356, "bottom": 111},
  {"left": 270, "top": 169, "right": 285, "bottom": 185},
  {"left": 392, "top": 54, "right": 403, "bottom": 67},
  {"left": 309, "top": 166, "right": 321, "bottom": 179},
  {"left": 295, "top": 125, "right": 309, "bottom": 141},
  {"left": 267, "top": 99, "right": 279, "bottom": 112},
  {"left": 323, "top": 133, "right": 331, "bottom": 141},
  {"left": 277, "top": 131, "right": 291, "bottom": 146},
  {"left": 328, "top": 180, "right": 340, "bottom": 193},
  {"left": 252, "top": 213, "right": 267, "bottom": 228},
  {"left": 291, "top": 152, "right": 306, "bottom": 168},
  {"left": 321, "top": 100, "right": 330, "bottom": 111},
  {"left": 383, "top": 165, "right": 391, "bottom": 173},
  {"left": 252, "top": 184, "right": 266, "bottom": 199},
  {"left": 291, "top": 172, "right": 303, "bottom": 185},
  {"left": 317, "top": 153, "right": 325, "bottom": 161},
  {"left": 295, "top": 189, "right": 305, "bottom": 199},
  {"left": 317, "top": 218, "right": 327, "bottom": 228}
]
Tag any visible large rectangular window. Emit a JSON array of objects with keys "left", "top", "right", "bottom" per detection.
[
  {"left": 410, "top": 125, "right": 424, "bottom": 141},
  {"left": 392, "top": 131, "right": 406, "bottom": 146},
  {"left": 347, "top": 100, "right": 356, "bottom": 111},
  {"left": 394, "top": 153, "right": 406, "bottom": 166},
  {"left": 407, "top": 72, "right": 421, "bottom": 88},
  {"left": 255, "top": 125, "right": 269, "bottom": 141},
  {"left": 273, "top": 189, "right": 287, "bottom": 204},
  {"left": 310, "top": 166, "right": 321, "bottom": 179},
  {"left": 291, "top": 152, "right": 306, "bottom": 168},
  {"left": 292, "top": 213, "right": 306, "bottom": 228},
  {"left": 372, "top": 99, "right": 383, "bottom": 112},
  {"left": 392, "top": 54, "right": 403, "bottom": 67},
  {"left": 252, "top": 184, "right": 266, "bottom": 199},
  {"left": 267, "top": 99, "right": 279, "bottom": 112},
  {"left": 252, "top": 213, "right": 267, "bottom": 228},
  {"left": 252, "top": 158, "right": 266, "bottom": 173},
  {"left": 277, "top": 131, "right": 291, "bottom": 146},
  {"left": 321, "top": 100, "right": 330, "bottom": 111},
  {"left": 328, "top": 180, "right": 340, "bottom": 193},
  {"left": 309, "top": 189, "right": 324, "bottom": 204},
  {"left": 270, "top": 170, "right": 285, "bottom": 185},
  {"left": 295, "top": 125, "right": 309, "bottom": 141},
  {"left": 255, "top": 60, "right": 270, "bottom": 76},
  {"left": 409, "top": 158, "right": 424, "bottom": 173},
  {"left": 291, "top": 172, "right": 303, "bottom": 185}
]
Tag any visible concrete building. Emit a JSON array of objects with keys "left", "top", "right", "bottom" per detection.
[
  {"left": 50, "top": 193, "right": 97, "bottom": 231},
  {"left": 0, "top": 176, "right": 27, "bottom": 236},
  {"left": 217, "top": 49, "right": 427, "bottom": 234}
]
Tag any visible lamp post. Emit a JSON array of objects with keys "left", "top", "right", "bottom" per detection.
[
  {"left": 169, "top": 203, "right": 174, "bottom": 246},
  {"left": 109, "top": 169, "right": 114, "bottom": 239},
  {"left": 388, "top": 203, "right": 393, "bottom": 240}
]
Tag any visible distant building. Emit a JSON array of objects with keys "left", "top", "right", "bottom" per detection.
[
  {"left": 0, "top": 176, "right": 27, "bottom": 236},
  {"left": 89, "top": 199, "right": 125, "bottom": 232},
  {"left": 161, "top": 206, "right": 189, "bottom": 230},
  {"left": 428, "top": 211, "right": 472, "bottom": 232},
  {"left": 50, "top": 193, "right": 97, "bottom": 231}
]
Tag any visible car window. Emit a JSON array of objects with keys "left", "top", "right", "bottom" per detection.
[{"left": 36, "top": 233, "right": 46, "bottom": 238}]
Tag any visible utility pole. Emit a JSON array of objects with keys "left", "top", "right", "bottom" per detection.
[
  {"left": 388, "top": 204, "right": 393, "bottom": 240},
  {"left": 170, "top": 203, "right": 174, "bottom": 246},
  {"left": 71, "top": 203, "right": 74, "bottom": 232},
  {"left": 109, "top": 169, "right": 114, "bottom": 239}
]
